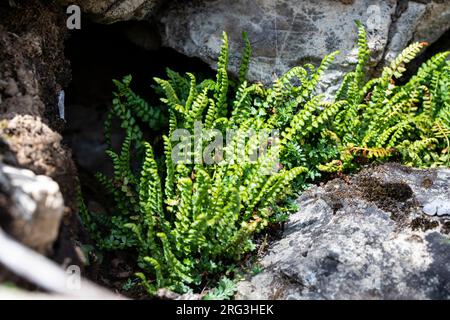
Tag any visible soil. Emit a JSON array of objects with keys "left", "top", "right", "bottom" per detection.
[
  {"left": 0, "top": 0, "right": 80, "bottom": 267},
  {"left": 0, "top": 0, "right": 71, "bottom": 120}
]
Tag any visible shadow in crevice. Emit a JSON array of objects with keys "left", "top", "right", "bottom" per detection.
[
  {"left": 63, "top": 20, "right": 214, "bottom": 178},
  {"left": 402, "top": 28, "right": 450, "bottom": 82}
]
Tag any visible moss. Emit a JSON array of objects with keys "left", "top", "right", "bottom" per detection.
[
  {"left": 358, "top": 176, "right": 415, "bottom": 222},
  {"left": 441, "top": 221, "right": 450, "bottom": 235},
  {"left": 421, "top": 177, "right": 433, "bottom": 189},
  {"left": 411, "top": 217, "right": 439, "bottom": 232}
]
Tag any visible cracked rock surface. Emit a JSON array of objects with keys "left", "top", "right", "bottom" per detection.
[
  {"left": 58, "top": 0, "right": 166, "bottom": 23},
  {"left": 68, "top": 1, "right": 450, "bottom": 88},
  {"left": 156, "top": 0, "right": 450, "bottom": 85},
  {"left": 0, "top": 0, "right": 80, "bottom": 267},
  {"left": 236, "top": 163, "right": 450, "bottom": 300}
]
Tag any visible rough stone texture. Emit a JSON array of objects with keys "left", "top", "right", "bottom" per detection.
[
  {"left": 0, "top": 162, "right": 64, "bottom": 255},
  {"left": 58, "top": 0, "right": 166, "bottom": 24},
  {"left": 63, "top": 1, "right": 450, "bottom": 87},
  {"left": 236, "top": 164, "right": 450, "bottom": 300},
  {"left": 156, "top": 0, "right": 450, "bottom": 84},
  {"left": 0, "top": 115, "right": 77, "bottom": 213},
  {"left": 384, "top": 1, "right": 428, "bottom": 62},
  {"left": 62, "top": 1, "right": 450, "bottom": 90},
  {"left": 0, "top": 1, "right": 71, "bottom": 120},
  {"left": 0, "top": 1, "right": 76, "bottom": 192},
  {"left": 413, "top": 1, "right": 450, "bottom": 47},
  {"left": 158, "top": 0, "right": 394, "bottom": 83}
]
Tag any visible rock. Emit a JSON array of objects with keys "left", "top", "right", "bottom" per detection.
[
  {"left": 155, "top": 288, "right": 202, "bottom": 300},
  {"left": 158, "top": 0, "right": 395, "bottom": 84},
  {"left": 1, "top": 1, "right": 71, "bottom": 119},
  {"left": 0, "top": 115, "right": 78, "bottom": 212},
  {"left": 60, "top": 1, "right": 450, "bottom": 90},
  {"left": 65, "top": 1, "right": 450, "bottom": 87},
  {"left": 236, "top": 163, "right": 450, "bottom": 300},
  {"left": 385, "top": 1, "right": 450, "bottom": 62},
  {"left": 156, "top": 0, "right": 450, "bottom": 85},
  {"left": 117, "top": 21, "right": 161, "bottom": 51},
  {"left": 383, "top": 1, "right": 428, "bottom": 62},
  {"left": 0, "top": 162, "right": 64, "bottom": 255},
  {"left": 412, "top": 1, "right": 450, "bottom": 46},
  {"left": 58, "top": 0, "right": 166, "bottom": 24}
]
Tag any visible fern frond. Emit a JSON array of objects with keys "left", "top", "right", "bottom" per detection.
[
  {"left": 215, "top": 32, "right": 230, "bottom": 118},
  {"left": 238, "top": 31, "right": 252, "bottom": 85}
]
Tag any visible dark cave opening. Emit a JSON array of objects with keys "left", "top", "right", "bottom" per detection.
[{"left": 63, "top": 20, "right": 213, "bottom": 178}]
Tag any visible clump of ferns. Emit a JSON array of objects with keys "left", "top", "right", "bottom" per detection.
[
  {"left": 80, "top": 22, "right": 450, "bottom": 295},
  {"left": 80, "top": 32, "right": 320, "bottom": 294},
  {"left": 327, "top": 22, "right": 450, "bottom": 171}
]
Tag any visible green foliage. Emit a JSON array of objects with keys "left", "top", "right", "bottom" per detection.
[
  {"left": 203, "top": 277, "right": 237, "bottom": 300},
  {"left": 83, "top": 33, "right": 311, "bottom": 295},
  {"left": 330, "top": 27, "right": 450, "bottom": 169},
  {"left": 107, "top": 75, "right": 167, "bottom": 149},
  {"left": 80, "top": 22, "right": 449, "bottom": 297}
]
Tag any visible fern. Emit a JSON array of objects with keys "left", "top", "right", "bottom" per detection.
[
  {"left": 331, "top": 22, "right": 449, "bottom": 169},
  {"left": 79, "top": 24, "right": 450, "bottom": 297},
  {"left": 238, "top": 32, "right": 252, "bottom": 85},
  {"left": 203, "top": 277, "right": 237, "bottom": 300}
]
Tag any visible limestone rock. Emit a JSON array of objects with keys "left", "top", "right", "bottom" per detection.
[
  {"left": 64, "top": 1, "right": 450, "bottom": 88},
  {"left": 58, "top": 0, "right": 166, "bottom": 24},
  {"left": 236, "top": 164, "right": 450, "bottom": 300},
  {"left": 0, "top": 162, "right": 64, "bottom": 255},
  {"left": 158, "top": 0, "right": 396, "bottom": 84},
  {"left": 156, "top": 0, "right": 450, "bottom": 85}
]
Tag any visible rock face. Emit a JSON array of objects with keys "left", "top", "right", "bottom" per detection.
[
  {"left": 0, "top": 162, "right": 64, "bottom": 255},
  {"left": 65, "top": 1, "right": 450, "bottom": 87},
  {"left": 58, "top": 0, "right": 166, "bottom": 23},
  {"left": 0, "top": 1, "right": 77, "bottom": 205},
  {"left": 236, "top": 164, "right": 450, "bottom": 300},
  {"left": 158, "top": 0, "right": 394, "bottom": 84},
  {"left": 156, "top": 0, "right": 450, "bottom": 84}
]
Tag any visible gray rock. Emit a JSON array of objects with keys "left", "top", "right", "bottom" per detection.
[
  {"left": 0, "top": 162, "right": 64, "bottom": 255},
  {"left": 156, "top": 0, "right": 450, "bottom": 85},
  {"left": 423, "top": 198, "right": 450, "bottom": 217},
  {"left": 69, "top": 1, "right": 450, "bottom": 88},
  {"left": 236, "top": 164, "right": 450, "bottom": 300},
  {"left": 367, "top": 164, "right": 450, "bottom": 217},
  {"left": 384, "top": 1, "right": 428, "bottom": 62},
  {"left": 58, "top": 0, "right": 166, "bottom": 23},
  {"left": 385, "top": 1, "right": 450, "bottom": 63},
  {"left": 413, "top": 1, "right": 450, "bottom": 46},
  {"left": 158, "top": 0, "right": 396, "bottom": 84}
]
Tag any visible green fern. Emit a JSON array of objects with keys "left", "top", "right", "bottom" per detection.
[
  {"left": 203, "top": 277, "right": 237, "bottom": 300},
  {"left": 79, "top": 23, "right": 450, "bottom": 297}
]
